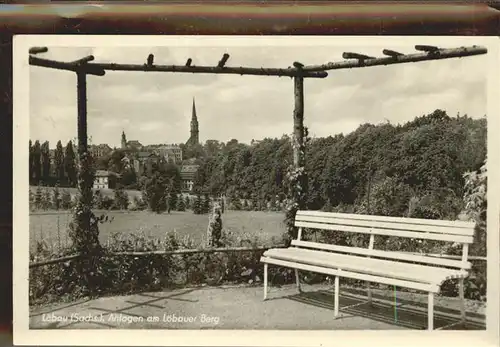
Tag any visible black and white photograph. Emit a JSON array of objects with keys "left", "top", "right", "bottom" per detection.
[{"left": 12, "top": 35, "right": 499, "bottom": 345}]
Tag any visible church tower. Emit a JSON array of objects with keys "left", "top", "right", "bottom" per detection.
[
  {"left": 121, "top": 130, "right": 127, "bottom": 149},
  {"left": 186, "top": 98, "right": 199, "bottom": 146}
]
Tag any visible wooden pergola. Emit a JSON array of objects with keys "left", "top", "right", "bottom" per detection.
[{"left": 29, "top": 43, "right": 487, "bottom": 246}]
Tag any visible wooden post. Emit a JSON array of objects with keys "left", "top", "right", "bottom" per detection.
[
  {"left": 285, "top": 69, "right": 308, "bottom": 242},
  {"left": 292, "top": 72, "right": 308, "bottom": 212},
  {"left": 72, "top": 70, "right": 101, "bottom": 295},
  {"left": 77, "top": 71, "right": 88, "bottom": 156},
  {"left": 292, "top": 75, "right": 305, "bottom": 171}
]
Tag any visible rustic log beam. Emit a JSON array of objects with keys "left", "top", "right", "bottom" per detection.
[
  {"left": 30, "top": 55, "right": 325, "bottom": 77},
  {"left": 147, "top": 54, "right": 154, "bottom": 68},
  {"left": 217, "top": 53, "right": 230, "bottom": 68},
  {"left": 85, "top": 62, "right": 327, "bottom": 78},
  {"left": 382, "top": 49, "right": 404, "bottom": 57},
  {"left": 70, "top": 55, "right": 95, "bottom": 65},
  {"left": 29, "top": 56, "right": 105, "bottom": 76},
  {"left": 342, "top": 52, "right": 376, "bottom": 60},
  {"left": 29, "top": 46, "right": 48, "bottom": 55},
  {"left": 302, "top": 46, "right": 487, "bottom": 72},
  {"left": 415, "top": 45, "right": 439, "bottom": 53}
]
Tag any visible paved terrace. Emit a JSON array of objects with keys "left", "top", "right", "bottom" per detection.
[{"left": 30, "top": 284, "right": 486, "bottom": 330}]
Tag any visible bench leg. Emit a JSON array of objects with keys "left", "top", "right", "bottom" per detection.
[
  {"left": 295, "top": 269, "right": 301, "bottom": 293},
  {"left": 366, "top": 281, "right": 372, "bottom": 306},
  {"left": 459, "top": 277, "right": 466, "bottom": 327},
  {"left": 428, "top": 292, "right": 434, "bottom": 331},
  {"left": 263, "top": 263, "right": 268, "bottom": 300},
  {"left": 334, "top": 276, "right": 340, "bottom": 318}
]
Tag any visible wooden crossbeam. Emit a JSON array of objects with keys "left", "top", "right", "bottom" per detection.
[
  {"left": 217, "top": 53, "right": 230, "bottom": 68},
  {"left": 30, "top": 56, "right": 327, "bottom": 78},
  {"left": 70, "top": 55, "right": 95, "bottom": 65},
  {"left": 302, "top": 46, "right": 487, "bottom": 72},
  {"left": 30, "top": 55, "right": 106, "bottom": 76},
  {"left": 382, "top": 49, "right": 404, "bottom": 57},
  {"left": 147, "top": 54, "right": 154, "bottom": 68},
  {"left": 415, "top": 45, "right": 439, "bottom": 53},
  {"left": 29, "top": 46, "right": 48, "bottom": 55},
  {"left": 342, "top": 52, "right": 375, "bottom": 60}
]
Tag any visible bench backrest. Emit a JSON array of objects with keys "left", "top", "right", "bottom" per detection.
[{"left": 293, "top": 210, "right": 476, "bottom": 270}]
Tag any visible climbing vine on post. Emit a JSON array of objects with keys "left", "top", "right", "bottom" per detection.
[
  {"left": 67, "top": 70, "right": 103, "bottom": 295},
  {"left": 284, "top": 66, "right": 309, "bottom": 244}
]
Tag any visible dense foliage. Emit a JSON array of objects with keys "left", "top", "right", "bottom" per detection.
[{"left": 193, "top": 110, "right": 486, "bottom": 221}]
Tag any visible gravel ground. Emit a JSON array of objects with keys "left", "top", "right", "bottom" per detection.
[{"left": 29, "top": 283, "right": 486, "bottom": 330}]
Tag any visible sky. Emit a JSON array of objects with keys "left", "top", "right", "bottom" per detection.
[{"left": 29, "top": 38, "right": 488, "bottom": 148}]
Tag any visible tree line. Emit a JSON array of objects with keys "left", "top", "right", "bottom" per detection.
[
  {"left": 29, "top": 139, "right": 77, "bottom": 187},
  {"left": 191, "top": 109, "right": 487, "bottom": 220}
]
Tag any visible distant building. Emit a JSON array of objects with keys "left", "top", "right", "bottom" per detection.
[
  {"left": 156, "top": 144, "right": 183, "bottom": 164},
  {"left": 180, "top": 165, "right": 199, "bottom": 192},
  {"left": 121, "top": 131, "right": 143, "bottom": 151},
  {"left": 90, "top": 144, "right": 112, "bottom": 158},
  {"left": 93, "top": 170, "right": 120, "bottom": 189}
]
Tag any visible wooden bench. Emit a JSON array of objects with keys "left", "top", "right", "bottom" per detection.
[{"left": 260, "top": 210, "right": 475, "bottom": 330}]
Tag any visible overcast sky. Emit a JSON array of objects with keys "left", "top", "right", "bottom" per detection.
[{"left": 29, "top": 38, "right": 488, "bottom": 148}]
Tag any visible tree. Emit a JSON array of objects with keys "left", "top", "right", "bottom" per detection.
[
  {"left": 29, "top": 189, "right": 34, "bottom": 210},
  {"left": 167, "top": 191, "right": 177, "bottom": 212},
  {"left": 64, "top": 141, "right": 77, "bottom": 187},
  {"left": 52, "top": 185, "right": 61, "bottom": 210},
  {"left": 34, "top": 185, "right": 43, "bottom": 210},
  {"left": 184, "top": 195, "right": 191, "bottom": 210},
  {"left": 202, "top": 193, "right": 210, "bottom": 214},
  {"left": 177, "top": 195, "right": 186, "bottom": 211},
  {"left": 61, "top": 189, "right": 72, "bottom": 210},
  {"left": 41, "top": 141, "right": 51, "bottom": 185},
  {"left": 33, "top": 140, "right": 42, "bottom": 185},
  {"left": 54, "top": 140, "right": 65, "bottom": 184},
  {"left": 93, "top": 189, "right": 104, "bottom": 209},
  {"left": 42, "top": 187, "right": 52, "bottom": 210},
  {"left": 232, "top": 197, "right": 242, "bottom": 210},
  {"left": 29, "top": 140, "right": 34, "bottom": 185},
  {"left": 193, "top": 193, "right": 203, "bottom": 214},
  {"left": 142, "top": 161, "right": 169, "bottom": 213},
  {"left": 113, "top": 187, "right": 129, "bottom": 210}
]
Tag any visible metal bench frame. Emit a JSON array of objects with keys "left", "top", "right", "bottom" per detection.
[{"left": 260, "top": 210, "right": 475, "bottom": 330}]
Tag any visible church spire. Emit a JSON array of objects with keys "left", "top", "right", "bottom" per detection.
[
  {"left": 121, "top": 130, "right": 127, "bottom": 149},
  {"left": 188, "top": 97, "right": 199, "bottom": 146}
]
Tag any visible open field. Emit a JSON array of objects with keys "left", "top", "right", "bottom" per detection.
[{"left": 29, "top": 210, "right": 286, "bottom": 251}]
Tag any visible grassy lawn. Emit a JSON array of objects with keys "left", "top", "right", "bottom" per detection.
[{"left": 29, "top": 210, "right": 286, "bottom": 252}]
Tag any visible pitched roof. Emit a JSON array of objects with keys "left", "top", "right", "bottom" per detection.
[
  {"left": 127, "top": 140, "right": 143, "bottom": 147},
  {"left": 95, "top": 170, "right": 120, "bottom": 177},
  {"left": 181, "top": 165, "right": 199, "bottom": 173}
]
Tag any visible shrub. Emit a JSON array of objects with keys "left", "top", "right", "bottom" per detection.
[
  {"left": 167, "top": 191, "right": 177, "bottom": 212},
  {"left": 113, "top": 187, "right": 129, "bottom": 210},
  {"left": 177, "top": 195, "right": 186, "bottom": 211},
  {"left": 29, "top": 230, "right": 282, "bottom": 306},
  {"left": 52, "top": 186, "right": 61, "bottom": 210},
  {"left": 61, "top": 190, "right": 72, "bottom": 210}
]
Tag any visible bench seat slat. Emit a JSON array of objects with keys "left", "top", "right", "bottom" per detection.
[
  {"left": 295, "top": 221, "right": 473, "bottom": 244},
  {"left": 261, "top": 256, "right": 439, "bottom": 293},
  {"left": 291, "top": 240, "right": 471, "bottom": 270},
  {"left": 295, "top": 215, "right": 474, "bottom": 236},
  {"left": 296, "top": 210, "right": 474, "bottom": 229},
  {"left": 263, "top": 248, "right": 467, "bottom": 286}
]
